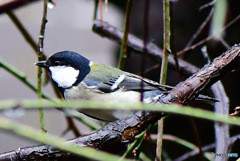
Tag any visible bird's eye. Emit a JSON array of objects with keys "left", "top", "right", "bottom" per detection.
[{"left": 54, "top": 61, "right": 60, "bottom": 66}]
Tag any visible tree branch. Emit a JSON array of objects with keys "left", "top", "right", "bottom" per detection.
[
  {"left": 158, "top": 44, "right": 240, "bottom": 104},
  {"left": 92, "top": 20, "right": 199, "bottom": 75},
  {"left": 0, "top": 0, "right": 40, "bottom": 14}
]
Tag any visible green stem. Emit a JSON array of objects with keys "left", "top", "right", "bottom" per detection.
[
  {"left": 37, "top": 0, "right": 48, "bottom": 133},
  {"left": 0, "top": 59, "right": 48, "bottom": 99},
  {"left": 157, "top": 135, "right": 212, "bottom": 161},
  {"left": 134, "top": 132, "right": 145, "bottom": 159},
  {"left": 73, "top": 115, "right": 101, "bottom": 131},
  {"left": 160, "top": 0, "right": 171, "bottom": 84},
  {"left": 120, "top": 132, "right": 145, "bottom": 159},
  {"left": 118, "top": 0, "right": 133, "bottom": 69},
  {"left": 1, "top": 100, "right": 240, "bottom": 127},
  {"left": 0, "top": 116, "right": 132, "bottom": 161},
  {"left": 93, "top": 0, "right": 99, "bottom": 20},
  {"left": 157, "top": 0, "right": 171, "bottom": 160},
  {"left": 210, "top": 0, "right": 227, "bottom": 39},
  {"left": 62, "top": 117, "right": 81, "bottom": 137},
  {"left": 37, "top": 66, "right": 45, "bottom": 133},
  {"left": 156, "top": 119, "right": 164, "bottom": 161}
]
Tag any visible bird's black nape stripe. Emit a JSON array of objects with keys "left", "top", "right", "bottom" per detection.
[{"left": 73, "top": 65, "right": 90, "bottom": 86}]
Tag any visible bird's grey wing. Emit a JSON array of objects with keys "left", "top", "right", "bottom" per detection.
[
  {"left": 84, "top": 73, "right": 217, "bottom": 103},
  {"left": 124, "top": 74, "right": 173, "bottom": 91},
  {"left": 96, "top": 73, "right": 168, "bottom": 93},
  {"left": 83, "top": 77, "right": 119, "bottom": 93}
]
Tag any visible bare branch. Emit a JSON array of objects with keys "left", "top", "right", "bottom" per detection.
[
  {"left": 184, "top": 8, "right": 214, "bottom": 48},
  {"left": 0, "top": 0, "right": 40, "bottom": 14},
  {"left": 92, "top": 20, "right": 199, "bottom": 75},
  {"left": 177, "top": 13, "right": 240, "bottom": 56},
  {"left": 158, "top": 44, "right": 240, "bottom": 104}
]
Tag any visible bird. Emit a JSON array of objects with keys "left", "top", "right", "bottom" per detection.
[{"left": 35, "top": 51, "right": 216, "bottom": 121}]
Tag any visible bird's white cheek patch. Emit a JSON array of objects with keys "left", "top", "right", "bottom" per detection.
[{"left": 49, "top": 66, "right": 79, "bottom": 88}]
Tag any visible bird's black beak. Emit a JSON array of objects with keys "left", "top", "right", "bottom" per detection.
[{"left": 35, "top": 61, "right": 48, "bottom": 68}]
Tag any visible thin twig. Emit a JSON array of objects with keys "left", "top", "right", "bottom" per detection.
[
  {"left": 151, "top": 134, "right": 197, "bottom": 150},
  {"left": 93, "top": 20, "right": 199, "bottom": 76},
  {"left": 120, "top": 132, "right": 145, "bottom": 159},
  {"left": 177, "top": 13, "right": 240, "bottom": 56},
  {"left": 38, "top": 0, "right": 48, "bottom": 54},
  {"left": 199, "top": 0, "right": 216, "bottom": 11},
  {"left": 62, "top": 117, "right": 81, "bottom": 137},
  {"left": 156, "top": 1, "right": 171, "bottom": 160},
  {"left": 99, "top": 0, "right": 103, "bottom": 25},
  {"left": 37, "top": 0, "right": 48, "bottom": 133},
  {"left": 140, "top": 0, "right": 149, "bottom": 102},
  {"left": 93, "top": 0, "right": 98, "bottom": 20},
  {"left": 0, "top": 59, "right": 49, "bottom": 99},
  {"left": 174, "top": 134, "right": 240, "bottom": 161},
  {"left": 190, "top": 118, "right": 205, "bottom": 161},
  {"left": 0, "top": 0, "right": 40, "bottom": 14},
  {"left": 184, "top": 8, "right": 214, "bottom": 48},
  {"left": 219, "top": 37, "right": 231, "bottom": 49},
  {"left": 74, "top": 115, "right": 100, "bottom": 131},
  {"left": 118, "top": 0, "right": 133, "bottom": 69},
  {"left": 160, "top": 0, "right": 171, "bottom": 85}
]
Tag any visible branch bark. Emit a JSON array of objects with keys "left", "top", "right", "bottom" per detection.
[
  {"left": 0, "top": 111, "right": 164, "bottom": 160},
  {"left": 157, "top": 45, "right": 240, "bottom": 104}
]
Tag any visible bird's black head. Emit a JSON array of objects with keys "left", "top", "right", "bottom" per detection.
[
  {"left": 46, "top": 51, "right": 90, "bottom": 71},
  {"left": 36, "top": 51, "right": 91, "bottom": 89}
]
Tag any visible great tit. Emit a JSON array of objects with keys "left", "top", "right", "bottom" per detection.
[{"left": 35, "top": 51, "right": 215, "bottom": 121}]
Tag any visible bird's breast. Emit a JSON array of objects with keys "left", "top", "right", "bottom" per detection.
[
  {"left": 63, "top": 83, "right": 163, "bottom": 121},
  {"left": 64, "top": 82, "right": 140, "bottom": 102}
]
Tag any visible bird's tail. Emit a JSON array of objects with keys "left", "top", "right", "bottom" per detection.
[{"left": 196, "top": 94, "right": 218, "bottom": 104}]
